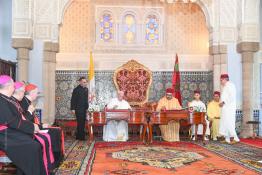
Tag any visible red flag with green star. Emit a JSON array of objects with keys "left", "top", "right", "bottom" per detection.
[{"left": 172, "top": 54, "right": 182, "bottom": 105}]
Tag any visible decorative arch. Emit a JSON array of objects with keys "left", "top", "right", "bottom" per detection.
[
  {"left": 59, "top": 0, "right": 214, "bottom": 30},
  {"left": 59, "top": 0, "right": 74, "bottom": 26},
  {"left": 143, "top": 11, "right": 163, "bottom": 25},
  {"left": 99, "top": 11, "right": 115, "bottom": 42},
  {"left": 121, "top": 10, "right": 138, "bottom": 21},
  {"left": 121, "top": 11, "right": 137, "bottom": 44},
  {"left": 195, "top": 0, "right": 212, "bottom": 30},
  {"left": 144, "top": 12, "right": 161, "bottom": 45},
  {"left": 57, "top": 0, "right": 218, "bottom": 49}
]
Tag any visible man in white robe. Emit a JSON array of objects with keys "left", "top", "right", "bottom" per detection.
[
  {"left": 189, "top": 90, "right": 210, "bottom": 141},
  {"left": 103, "top": 91, "right": 131, "bottom": 141},
  {"left": 219, "top": 74, "right": 239, "bottom": 144}
]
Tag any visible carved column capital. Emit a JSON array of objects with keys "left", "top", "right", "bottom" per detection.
[
  {"left": 44, "top": 42, "right": 59, "bottom": 53},
  {"left": 43, "top": 42, "right": 59, "bottom": 63},
  {"left": 237, "top": 42, "right": 259, "bottom": 53},
  {"left": 209, "top": 45, "right": 227, "bottom": 55},
  {"left": 12, "top": 38, "right": 33, "bottom": 50}
]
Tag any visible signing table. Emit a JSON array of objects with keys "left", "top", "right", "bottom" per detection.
[
  {"left": 147, "top": 110, "right": 190, "bottom": 143},
  {"left": 86, "top": 109, "right": 206, "bottom": 144},
  {"left": 87, "top": 109, "right": 148, "bottom": 142}
]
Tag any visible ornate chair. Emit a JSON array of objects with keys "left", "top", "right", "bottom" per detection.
[{"left": 113, "top": 60, "right": 153, "bottom": 106}]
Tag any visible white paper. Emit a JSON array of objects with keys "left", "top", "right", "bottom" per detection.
[{"left": 38, "top": 130, "right": 48, "bottom": 133}]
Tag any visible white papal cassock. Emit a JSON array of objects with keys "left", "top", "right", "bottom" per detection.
[
  {"left": 189, "top": 100, "right": 210, "bottom": 136},
  {"left": 103, "top": 98, "right": 131, "bottom": 141},
  {"left": 219, "top": 81, "right": 239, "bottom": 142}
]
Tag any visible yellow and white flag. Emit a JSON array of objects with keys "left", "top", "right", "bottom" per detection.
[{"left": 88, "top": 51, "right": 96, "bottom": 102}]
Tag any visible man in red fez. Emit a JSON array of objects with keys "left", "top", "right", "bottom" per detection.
[
  {"left": 207, "top": 91, "right": 221, "bottom": 141},
  {"left": 220, "top": 74, "right": 229, "bottom": 80},
  {"left": 214, "top": 91, "right": 220, "bottom": 96},
  {"left": 219, "top": 74, "right": 239, "bottom": 144},
  {"left": 166, "top": 88, "right": 174, "bottom": 94},
  {"left": 156, "top": 88, "right": 182, "bottom": 142}
]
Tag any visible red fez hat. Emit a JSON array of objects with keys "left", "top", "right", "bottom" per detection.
[
  {"left": 214, "top": 91, "right": 220, "bottom": 96},
  {"left": 166, "top": 88, "right": 174, "bottom": 94},
  {"left": 194, "top": 90, "right": 200, "bottom": 94},
  {"left": 25, "top": 84, "right": 37, "bottom": 92},
  {"left": 220, "top": 74, "right": 229, "bottom": 79}
]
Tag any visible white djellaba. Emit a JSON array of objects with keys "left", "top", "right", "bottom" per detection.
[{"left": 219, "top": 81, "right": 240, "bottom": 143}]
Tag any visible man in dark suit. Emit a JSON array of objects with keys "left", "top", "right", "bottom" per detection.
[{"left": 70, "top": 77, "right": 89, "bottom": 140}]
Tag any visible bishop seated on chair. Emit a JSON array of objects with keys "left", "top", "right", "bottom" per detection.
[{"left": 103, "top": 91, "right": 131, "bottom": 142}]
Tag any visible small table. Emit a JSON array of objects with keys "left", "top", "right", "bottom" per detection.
[
  {"left": 87, "top": 110, "right": 148, "bottom": 142},
  {"left": 147, "top": 110, "right": 190, "bottom": 143},
  {"left": 191, "top": 112, "right": 207, "bottom": 141}
]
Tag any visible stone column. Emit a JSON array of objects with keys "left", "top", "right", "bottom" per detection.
[
  {"left": 209, "top": 45, "right": 228, "bottom": 91},
  {"left": 43, "top": 42, "right": 59, "bottom": 124},
  {"left": 237, "top": 42, "right": 259, "bottom": 138},
  {"left": 12, "top": 38, "right": 33, "bottom": 82}
]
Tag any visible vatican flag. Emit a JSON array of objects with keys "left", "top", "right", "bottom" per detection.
[{"left": 88, "top": 51, "right": 96, "bottom": 102}]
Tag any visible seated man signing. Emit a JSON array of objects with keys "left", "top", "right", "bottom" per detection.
[
  {"left": 156, "top": 88, "right": 182, "bottom": 142},
  {"left": 103, "top": 91, "right": 131, "bottom": 141}
]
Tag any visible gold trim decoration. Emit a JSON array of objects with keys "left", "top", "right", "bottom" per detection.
[{"left": 113, "top": 59, "right": 153, "bottom": 106}]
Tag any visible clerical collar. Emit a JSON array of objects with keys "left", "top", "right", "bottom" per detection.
[
  {"left": 11, "top": 96, "right": 19, "bottom": 102},
  {"left": 25, "top": 96, "right": 32, "bottom": 103},
  {"left": 0, "top": 93, "right": 13, "bottom": 104},
  {"left": 24, "top": 96, "right": 32, "bottom": 106},
  {"left": 0, "top": 93, "right": 10, "bottom": 99}
]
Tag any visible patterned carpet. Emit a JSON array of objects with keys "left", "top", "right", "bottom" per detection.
[
  {"left": 55, "top": 138, "right": 94, "bottom": 175},
  {"left": 87, "top": 141, "right": 261, "bottom": 175},
  {"left": 111, "top": 146, "right": 204, "bottom": 169},
  {"left": 54, "top": 139, "right": 262, "bottom": 175},
  {"left": 199, "top": 141, "right": 262, "bottom": 173}
]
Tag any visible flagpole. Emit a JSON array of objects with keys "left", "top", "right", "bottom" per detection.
[
  {"left": 88, "top": 51, "right": 96, "bottom": 103},
  {"left": 172, "top": 53, "right": 182, "bottom": 105}
]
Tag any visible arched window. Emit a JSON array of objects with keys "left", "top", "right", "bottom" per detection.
[
  {"left": 99, "top": 13, "right": 114, "bottom": 42},
  {"left": 145, "top": 14, "right": 159, "bottom": 44},
  {"left": 123, "top": 14, "right": 136, "bottom": 44}
]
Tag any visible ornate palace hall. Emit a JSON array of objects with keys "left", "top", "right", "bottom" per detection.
[{"left": 0, "top": 0, "right": 261, "bottom": 174}]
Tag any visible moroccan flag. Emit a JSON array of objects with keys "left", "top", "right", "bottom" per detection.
[
  {"left": 88, "top": 51, "right": 96, "bottom": 102},
  {"left": 172, "top": 54, "right": 182, "bottom": 105}
]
